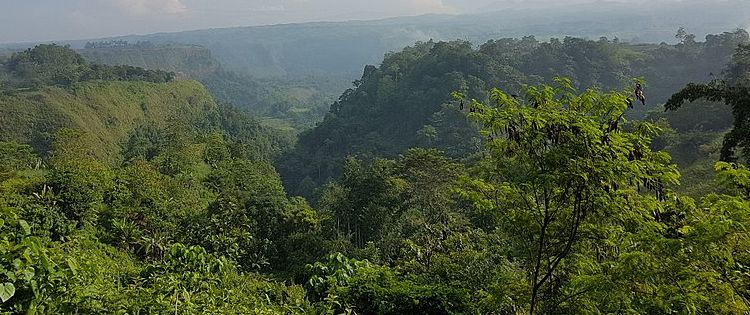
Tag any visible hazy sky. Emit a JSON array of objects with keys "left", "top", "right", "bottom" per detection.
[{"left": 0, "top": 0, "right": 657, "bottom": 43}]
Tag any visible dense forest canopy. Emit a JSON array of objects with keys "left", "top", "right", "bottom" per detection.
[
  {"left": 3, "top": 1, "right": 744, "bottom": 134},
  {"left": 1, "top": 44, "right": 173, "bottom": 89},
  {"left": 0, "top": 46, "right": 316, "bottom": 312},
  {"left": 55, "top": 28, "right": 750, "bottom": 137},
  {"left": 665, "top": 44, "right": 750, "bottom": 162},
  {"left": 0, "top": 45, "right": 292, "bottom": 163},
  {"left": 3, "top": 19, "right": 750, "bottom": 315},
  {"left": 279, "top": 29, "right": 750, "bottom": 199}
]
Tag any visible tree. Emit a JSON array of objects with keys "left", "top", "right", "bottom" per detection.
[
  {"left": 0, "top": 142, "right": 38, "bottom": 176},
  {"left": 665, "top": 45, "right": 750, "bottom": 163},
  {"left": 460, "top": 78, "right": 680, "bottom": 313},
  {"left": 122, "top": 124, "right": 168, "bottom": 163},
  {"left": 681, "top": 162, "right": 750, "bottom": 311},
  {"left": 319, "top": 156, "right": 406, "bottom": 248},
  {"left": 0, "top": 206, "right": 75, "bottom": 313},
  {"left": 4, "top": 44, "right": 86, "bottom": 87},
  {"left": 2, "top": 44, "right": 174, "bottom": 89},
  {"left": 202, "top": 130, "right": 230, "bottom": 167},
  {"left": 724, "top": 43, "right": 750, "bottom": 85},
  {"left": 47, "top": 129, "right": 113, "bottom": 227},
  {"left": 676, "top": 27, "right": 697, "bottom": 46}
]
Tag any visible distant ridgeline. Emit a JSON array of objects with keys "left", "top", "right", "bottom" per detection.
[
  {"left": 56, "top": 0, "right": 750, "bottom": 79},
  {"left": 78, "top": 41, "right": 334, "bottom": 130},
  {"left": 84, "top": 40, "right": 156, "bottom": 49},
  {"left": 278, "top": 29, "right": 750, "bottom": 199},
  {"left": 0, "top": 44, "right": 293, "bottom": 164},
  {"left": 1, "top": 44, "right": 173, "bottom": 89},
  {"left": 79, "top": 41, "right": 220, "bottom": 77}
]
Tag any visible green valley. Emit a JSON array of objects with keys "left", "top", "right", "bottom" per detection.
[
  {"left": 2, "top": 3, "right": 750, "bottom": 313},
  {"left": 279, "top": 30, "right": 749, "bottom": 199},
  {"left": 77, "top": 42, "right": 337, "bottom": 132}
]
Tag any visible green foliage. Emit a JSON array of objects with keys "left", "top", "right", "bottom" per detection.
[
  {"left": 4, "top": 44, "right": 86, "bottom": 88},
  {"left": 0, "top": 142, "right": 38, "bottom": 179},
  {"left": 0, "top": 206, "right": 74, "bottom": 314},
  {"left": 218, "top": 102, "right": 295, "bottom": 161},
  {"left": 203, "top": 130, "right": 231, "bottom": 166},
  {"left": 47, "top": 129, "right": 114, "bottom": 227},
  {"left": 79, "top": 43, "right": 336, "bottom": 130},
  {"left": 320, "top": 156, "right": 406, "bottom": 248},
  {"left": 57, "top": 237, "right": 311, "bottom": 314},
  {"left": 665, "top": 45, "right": 750, "bottom": 163},
  {"left": 134, "top": 244, "right": 234, "bottom": 312},
  {"left": 4, "top": 23, "right": 750, "bottom": 315},
  {"left": 311, "top": 149, "right": 521, "bottom": 313},
  {"left": 280, "top": 30, "right": 749, "bottom": 200},
  {"left": 714, "top": 161, "right": 750, "bottom": 196},
  {"left": 307, "top": 253, "right": 469, "bottom": 315},
  {"left": 201, "top": 69, "right": 334, "bottom": 128},
  {"left": 194, "top": 159, "right": 324, "bottom": 272},
  {"left": 0, "top": 128, "right": 317, "bottom": 313},
  {"left": 0, "top": 41, "right": 316, "bottom": 314},
  {"left": 0, "top": 78, "right": 290, "bottom": 165},
  {"left": 0, "top": 79, "right": 216, "bottom": 164},
  {"left": 122, "top": 124, "right": 168, "bottom": 163},
  {"left": 2, "top": 70, "right": 750, "bottom": 313},
  {"left": 457, "top": 80, "right": 716, "bottom": 313},
  {"left": 2, "top": 44, "right": 172, "bottom": 89}
]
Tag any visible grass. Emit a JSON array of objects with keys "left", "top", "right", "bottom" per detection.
[{"left": 0, "top": 80, "right": 218, "bottom": 165}]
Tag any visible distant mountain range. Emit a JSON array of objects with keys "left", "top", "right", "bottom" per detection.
[{"left": 2, "top": 0, "right": 748, "bottom": 80}]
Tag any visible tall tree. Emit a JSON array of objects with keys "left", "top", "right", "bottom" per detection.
[
  {"left": 665, "top": 44, "right": 750, "bottom": 162},
  {"left": 460, "top": 78, "right": 680, "bottom": 313}
]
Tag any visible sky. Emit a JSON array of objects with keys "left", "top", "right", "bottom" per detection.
[{"left": 0, "top": 0, "right": 664, "bottom": 43}]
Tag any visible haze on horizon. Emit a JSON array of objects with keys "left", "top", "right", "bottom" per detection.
[{"left": 0, "top": 0, "right": 688, "bottom": 44}]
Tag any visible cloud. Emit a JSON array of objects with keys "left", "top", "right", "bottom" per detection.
[
  {"left": 246, "top": 5, "right": 286, "bottom": 12},
  {"left": 115, "top": 0, "right": 189, "bottom": 17},
  {"left": 276, "top": 0, "right": 450, "bottom": 18},
  {"left": 411, "top": 0, "right": 449, "bottom": 12}
]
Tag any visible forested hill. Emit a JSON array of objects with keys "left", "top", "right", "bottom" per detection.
[
  {"left": 6, "top": 19, "right": 750, "bottom": 315},
  {"left": 0, "top": 44, "right": 292, "bottom": 163},
  {"left": 77, "top": 42, "right": 335, "bottom": 130},
  {"left": 279, "top": 30, "right": 750, "bottom": 198},
  {"left": 0, "top": 45, "right": 323, "bottom": 313},
  {"left": 78, "top": 42, "right": 221, "bottom": 77},
  {"left": 0, "top": 80, "right": 218, "bottom": 164},
  {"left": 4, "top": 0, "right": 745, "bottom": 133}
]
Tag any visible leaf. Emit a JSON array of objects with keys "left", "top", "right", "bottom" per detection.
[
  {"left": 66, "top": 259, "right": 78, "bottom": 276},
  {"left": 678, "top": 225, "right": 693, "bottom": 235},
  {"left": 23, "top": 268, "right": 35, "bottom": 281},
  {"left": 0, "top": 282, "right": 15, "bottom": 303},
  {"left": 18, "top": 220, "right": 31, "bottom": 236}
]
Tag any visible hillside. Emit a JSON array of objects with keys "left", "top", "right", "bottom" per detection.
[
  {"left": 79, "top": 43, "right": 221, "bottom": 77},
  {"left": 3, "top": 0, "right": 745, "bottom": 133},
  {"left": 5, "top": 4, "right": 750, "bottom": 312},
  {"left": 77, "top": 43, "right": 335, "bottom": 130},
  {"left": 0, "top": 80, "right": 218, "bottom": 164},
  {"left": 0, "top": 45, "right": 321, "bottom": 314},
  {"left": 0, "top": 44, "right": 292, "bottom": 163},
  {"left": 278, "top": 30, "right": 749, "bottom": 198},
  {"left": 4, "top": 46, "right": 750, "bottom": 312}
]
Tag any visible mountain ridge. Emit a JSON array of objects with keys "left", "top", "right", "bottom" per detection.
[{"left": 2, "top": 0, "right": 747, "bottom": 79}]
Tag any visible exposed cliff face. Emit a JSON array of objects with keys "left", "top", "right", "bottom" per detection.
[{"left": 78, "top": 45, "right": 221, "bottom": 78}]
